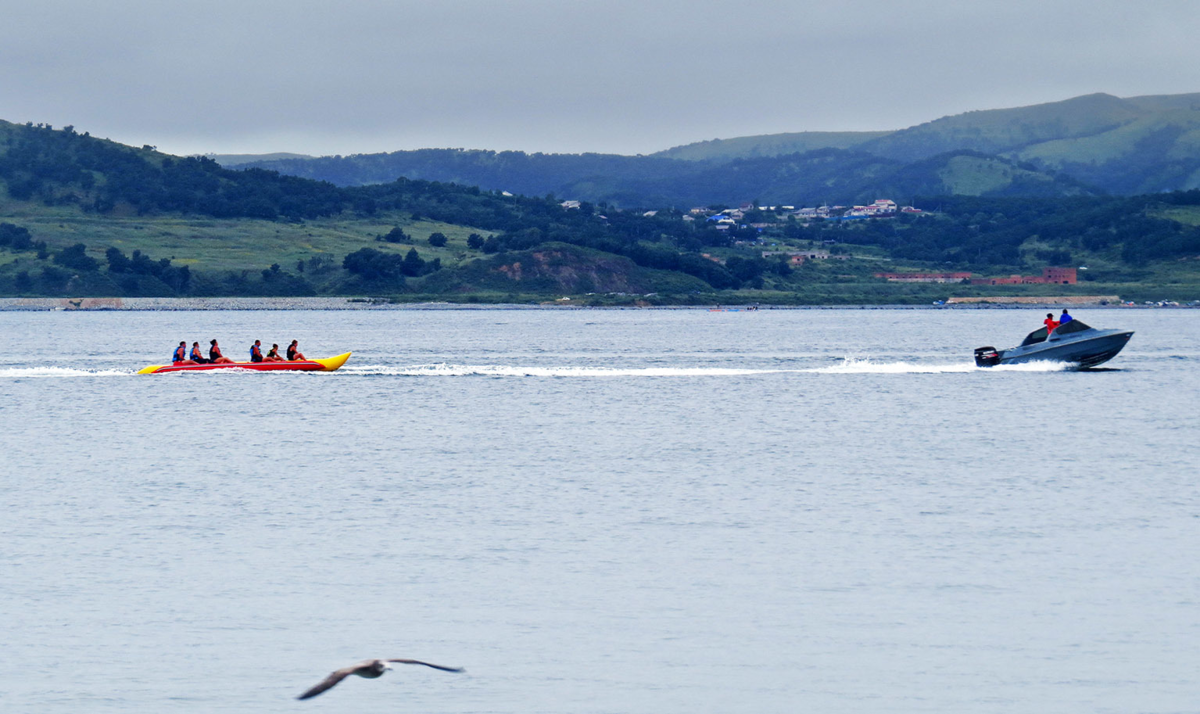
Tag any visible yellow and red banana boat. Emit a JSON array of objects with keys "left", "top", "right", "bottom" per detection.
[{"left": 138, "top": 352, "right": 351, "bottom": 375}]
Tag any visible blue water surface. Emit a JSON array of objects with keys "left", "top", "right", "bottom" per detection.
[{"left": 1, "top": 308, "right": 1197, "bottom": 713}]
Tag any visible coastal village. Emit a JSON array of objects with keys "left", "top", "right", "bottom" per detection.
[
  {"left": 677, "top": 198, "right": 920, "bottom": 229},
  {"left": 561, "top": 196, "right": 1084, "bottom": 286}
]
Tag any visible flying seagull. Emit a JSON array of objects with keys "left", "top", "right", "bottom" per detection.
[{"left": 297, "top": 658, "right": 464, "bottom": 700}]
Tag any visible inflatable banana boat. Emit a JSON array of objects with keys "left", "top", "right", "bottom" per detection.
[{"left": 138, "top": 352, "right": 351, "bottom": 375}]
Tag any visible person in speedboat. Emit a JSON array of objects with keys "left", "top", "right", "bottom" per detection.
[
  {"left": 1043, "top": 313, "right": 1060, "bottom": 334},
  {"left": 1060, "top": 309, "right": 1073, "bottom": 324}
]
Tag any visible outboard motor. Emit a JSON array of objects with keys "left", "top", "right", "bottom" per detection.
[{"left": 974, "top": 346, "right": 1001, "bottom": 367}]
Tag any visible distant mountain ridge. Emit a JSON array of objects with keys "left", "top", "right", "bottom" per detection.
[
  {"left": 226, "top": 92, "right": 1200, "bottom": 204},
  {"left": 652, "top": 131, "right": 893, "bottom": 161},
  {"left": 207, "top": 152, "right": 313, "bottom": 167},
  {"left": 233, "top": 146, "right": 1093, "bottom": 207}
]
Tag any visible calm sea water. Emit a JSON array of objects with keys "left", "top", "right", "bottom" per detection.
[{"left": 1, "top": 308, "right": 1198, "bottom": 713}]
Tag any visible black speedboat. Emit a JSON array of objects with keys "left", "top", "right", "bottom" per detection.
[{"left": 974, "top": 319, "right": 1133, "bottom": 368}]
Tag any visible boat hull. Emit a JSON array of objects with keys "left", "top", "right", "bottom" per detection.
[
  {"left": 138, "top": 352, "right": 351, "bottom": 374},
  {"left": 996, "top": 331, "right": 1133, "bottom": 369}
]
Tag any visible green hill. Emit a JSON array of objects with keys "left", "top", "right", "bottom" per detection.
[
  {"left": 855, "top": 93, "right": 1144, "bottom": 161},
  {"left": 652, "top": 131, "right": 891, "bottom": 162},
  {"left": 674, "top": 93, "right": 1200, "bottom": 195},
  {"left": 207, "top": 152, "right": 314, "bottom": 167},
  {"left": 3, "top": 119, "right": 1200, "bottom": 303},
  {"left": 0, "top": 121, "right": 749, "bottom": 298},
  {"left": 237, "top": 146, "right": 1089, "bottom": 208},
  {"left": 240, "top": 92, "right": 1200, "bottom": 205}
]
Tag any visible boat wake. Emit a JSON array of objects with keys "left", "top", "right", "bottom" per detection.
[
  {"left": 0, "top": 359, "right": 1075, "bottom": 380},
  {"left": 340, "top": 359, "right": 1074, "bottom": 378},
  {"left": 809, "top": 358, "right": 1073, "bottom": 374},
  {"left": 340, "top": 364, "right": 794, "bottom": 377},
  {"left": 0, "top": 366, "right": 134, "bottom": 378}
]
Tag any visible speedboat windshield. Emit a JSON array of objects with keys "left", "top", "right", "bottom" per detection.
[
  {"left": 1054, "top": 319, "right": 1091, "bottom": 335},
  {"left": 1019, "top": 319, "right": 1092, "bottom": 346},
  {"left": 1020, "top": 327, "right": 1049, "bottom": 346}
]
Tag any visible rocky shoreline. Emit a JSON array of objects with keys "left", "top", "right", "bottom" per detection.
[{"left": 0, "top": 296, "right": 1171, "bottom": 311}]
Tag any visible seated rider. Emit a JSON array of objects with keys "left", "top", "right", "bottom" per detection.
[
  {"left": 1043, "top": 312, "right": 1060, "bottom": 335},
  {"left": 264, "top": 343, "right": 284, "bottom": 362},
  {"left": 172, "top": 341, "right": 197, "bottom": 365},
  {"left": 208, "top": 339, "right": 236, "bottom": 364},
  {"left": 286, "top": 340, "right": 306, "bottom": 361},
  {"left": 250, "top": 340, "right": 264, "bottom": 363},
  {"left": 1060, "top": 309, "right": 1073, "bottom": 324},
  {"left": 190, "top": 342, "right": 210, "bottom": 364}
]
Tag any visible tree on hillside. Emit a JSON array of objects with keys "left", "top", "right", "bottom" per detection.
[
  {"left": 402, "top": 248, "right": 425, "bottom": 276},
  {"left": 467, "top": 233, "right": 484, "bottom": 250},
  {"left": 0, "top": 223, "right": 35, "bottom": 252},
  {"left": 377, "top": 226, "right": 409, "bottom": 243},
  {"left": 343, "top": 247, "right": 405, "bottom": 281},
  {"left": 53, "top": 243, "right": 99, "bottom": 271},
  {"left": 106, "top": 247, "right": 132, "bottom": 272},
  {"left": 427, "top": 232, "right": 447, "bottom": 247}
]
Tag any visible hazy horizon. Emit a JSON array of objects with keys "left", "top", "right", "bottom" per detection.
[{"left": 3, "top": 1, "right": 1199, "bottom": 158}]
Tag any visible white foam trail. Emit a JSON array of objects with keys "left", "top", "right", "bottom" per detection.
[
  {"left": 341, "top": 359, "right": 1073, "bottom": 378},
  {"left": 0, "top": 359, "right": 1074, "bottom": 379},
  {"left": 341, "top": 363, "right": 792, "bottom": 377},
  {"left": 809, "top": 358, "right": 1072, "bottom": 374},
  {"left": 0, "top": 366, "right": 133, "bottom": 378}
]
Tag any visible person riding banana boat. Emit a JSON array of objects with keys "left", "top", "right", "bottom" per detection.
[{"left": 147, "top": 339, "right": 348, "bottom": 374}]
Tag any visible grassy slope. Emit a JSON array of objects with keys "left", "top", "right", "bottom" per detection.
[
  {"left": 654, "top": 93, "right": 1200, "bottom": 194},
  {"left": 856, "top": 93, "right": 1146, "bottom": 161},
  {"left": 0, "top": 200, "right": 493, "bottom": 273},
  {"left": 934, "top": 155, "right": 1082, "bottom": 195},
  {"left": 1015, "top": 112, "right": 1198, "bottom": 165},
  {"left": 1152, "top": 205, "right": 1200, "bottom": 226}
]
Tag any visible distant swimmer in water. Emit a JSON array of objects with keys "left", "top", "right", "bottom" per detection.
[
  {"left": 171, "top": 341, "right": 197, "bottom": 365},
  {"left": 249, "top": 340, "right": 264, "bottom": 363},
  {"left": 264, "top": 343, "right": 284, "bottom": 362},
  {"left": 208, "top": 339, "right": 236, "bottom": 364},
  {"left": 1060, "top": 309, "right": 1073, "bottom": 324},
  {"left": 286, "top": 340, "right": 306, "bottom": 361},
  {"left": 189, "top": 342, "right": 210, "bottom": 364},
  {"left": 1043, "top": 313, "right": 1060, "bottom": 335}
]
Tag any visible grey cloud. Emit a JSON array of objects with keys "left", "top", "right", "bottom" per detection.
[{"left": 1, "top": 0, "right": 1198, "bottom": 156}]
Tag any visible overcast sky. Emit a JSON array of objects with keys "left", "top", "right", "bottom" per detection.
[{"left": 2, "top": 0, "right": 1199, "bottom": 157}]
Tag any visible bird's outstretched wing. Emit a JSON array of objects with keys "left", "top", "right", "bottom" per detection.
[
  {"left": 386, "top": 659, "right": 465, "bottom": 673},
  {"left": 297, "top": 664, "right": 362, "bottom": 700}
]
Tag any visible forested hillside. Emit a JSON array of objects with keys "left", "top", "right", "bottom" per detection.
[
  {"left": 229, "top": 92, "right": 1200, "bottom": 203},
  {"left": 652, "top": 131, "right": 892, "bottom": 161},
  {"left": 2, "top": 120, "right": 1199, "bottom": 302},
  {"left": 236, "top": 147, "right": 1090, "bottom": 208}
]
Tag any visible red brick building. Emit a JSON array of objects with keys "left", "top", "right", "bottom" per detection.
[{"left": 970, "top": 267, "right": 1077, "bottom": 286}]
